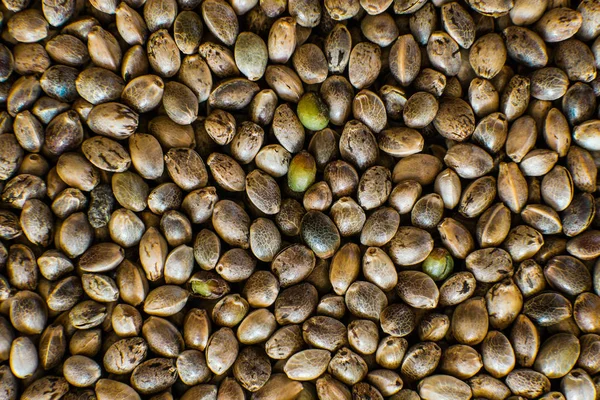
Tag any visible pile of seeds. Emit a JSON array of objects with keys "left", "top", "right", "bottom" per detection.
[{"left": 1, "top": 0, "right": 600, "bottom": 399}]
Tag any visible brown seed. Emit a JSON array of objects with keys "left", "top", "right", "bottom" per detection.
[
  {"left": 401, "top": 342, "right": 442, "bottom": 382},
  {"left": 440, "top": 344, "right": 483, "bottom": 379},
  {"left": 469, "top": 33, "right": 506, "bottom": 79},
  {"left": 437, "top": 218, "right": 475, "bottom": 259},
  {"left": 390, "top": 34, "right": 420, "bottom": 87},
  {"left": 452, "top": 297, "right": 489, "bottom": 345},
  {"left": 507, "top": 115, "right": 537, "bottom": 162},
  {"left": 524, "top": 292, "right": 573, "bottom": 327}
]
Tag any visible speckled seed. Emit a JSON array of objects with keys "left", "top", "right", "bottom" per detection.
[
  {"left": 390, "top": 34, "right": 421, "bottom": 87},
  {"left": 438, "top": 218, "right": 475, "bottom": 259},
  {"left": 300, "top": 210, "right": 340, "bottom": 259},
  {"left": 401, "top": 342, "right": 442, "bottom": 382},
  {"left": 356, "top": 166, "right": 391, "bottom": 210},
  {"left": 360, "top": 207, "right": 400, "bottom": 247},
  {"left": 503, "top": 26, "right": 548, "bottom": 68},
  {"left": 82, "top": 136, "right": 131, "bottom": 173},
  {"left": 87, "top": 102, "right": 138, "bottom": 139},
  {"left": 574, "top": 120, "right": 600, "bottom": 151},
  {"left": 392, "top": 154, "right": 443, "bottom": 186},
  {"left": 501, "top": 75, "right": 531, "bottom": 121},
  {"left": 562, "top": 193, "right": 596, "bottom": 238},
  {"left": 427, "top": 32, "right": 462, "bottom": 76},
  {"left": 534, "top": 333, "right": 581, "bottom": 379},
  {"left": 439, "top": 344, "right": 483, "bottom": 379},
  {"left": 469, "top": 33, "right": 506, "bottom": 79},
  {"left": 418, "top": 374, "right": 473, "bottom": 400},
  {"left": 284, "top": 349, "right": 331, "bottom": 381},
  {"left": 349, "top": 42, "right": 381, "bottom": 90},
  {"left": 530, "top": 67, "right": 569, "bottom": 101},
  {"left": 345, "top": 281, "right": 388, "bottom": 321},
  {"left": 566, "top": 230, "right": 600, "bottom": 260},
  {"left": 465, "top": 248, "right": 513, "bottom": 283},
  {"left": 274, "top": 283, "right": 318, "bottom": 325},
  {"left": 396, "top": 271, "right": 439, "bottom": 309},
  {"left": 496, "top": 162, "right": 528, "bottom": 213},
  {"left": 452, "top": 297, "right": 489, "bottom": 345},
  {"left": 387, "top": 226, "right": 433, "bottom": 266},
  {"left": 206, "top": 153, "right": 245, "bottom": 192},
  {"left": 411, "top": 193, "right": 444, "bottom": 230},
  {"left": 444, "top": 143, "right": 493, "bottom": 179},
  {"left": 541, "top": 166, "right": 574, "bottom": 212},
  {"left": 507, "top": 115, "right": 537, "bottom": 162},
  {"left": 524, "top": 292, "right": 573, "bottom": 327},
  {"left": 555, "top": 39, "right": 597, "bottom": 83},
  {"left": 329, "top": 347, "right": 368, "bottom": 385},
  {"left": 403, "top": 92, "right": 438, "bottom": 129}
]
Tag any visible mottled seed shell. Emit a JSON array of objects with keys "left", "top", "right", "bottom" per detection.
[
  {"left": 524, "top": 292, "right": 573, "bottom": 327},
  {"left": 121, "top": 75, "right": 164, "bottom": 114},
  {"left": 387, "top": 226, "right": 433, "bottom": 266},
  {"left": 207, "top": 153, "right": 246, "bottom": 192},
  {"left": 469, "top": 33, "right": 507, "bottom": 79},
  {"left": 349, "top": 42, "right": 381, "bottom": 89},
  {"left": 267, "top": 17, "right": 297, "bottom": 64},
  {"left": 361, "top": 247, "right": 396, "bottom": 292},
  {"left": 445, "top": 143, "right": 493, "bottom": 179},
  {"left": 403, "top": 92, "right": 437, "bottom": 129},
  {"left": 162, "top": 81, "right": 198, "bottom": 125},
  {"left": 325, "top": 23, "right": 352, "bottom": 74},
  {"left": 147, "top": 30, "right": 181, "bottom": 78},
  {"left": 434, "top": 97, "right": 475, "bottom": 141},
  {"left": 427, "top": 32, "right": 462, "bottom": 76},
  {"left": 401, "top": 341, "right": 442, "bottom": 382},
  {"left": 128, "top": 133, "right": 164, "bottom": 180},
  {"left": 87, "top": 102, "right": 138, "bottom": 139},
  {"left": 177, "top": 55, "right": 211, "bottom": 103},
  {"left": 503, "top": 26, "right": 548, "bottom": 68},
  {"left": 122, "top": 45, "right": 149, "bottom": 81},
  {"left": 284, "top": 349, "right": 331, "bottom": 381},
  {"left": 201, "top": 0, "right": 239, "bottom": 46},
  {"left": 339, "top": 120, "right": 378, "bottom": 171},
  {"left": 555, "top": 39, "right": 597, "bottom": 83},
  {"left": 82, "top": 136, "right": 131, "bottom": 173},
  {"left": 164, "top": 148, "right": 208, "bottom": 191},
  {"left": 541, "top": 166, "right": 574, "bottom": 212},
  {"left": 465, "top": 248, "right": 513, "bottom": 283},
  {"left": 212, "top": 200, "right": 250, "bottom": 249},
  {"left": 390, "top": 34, "right": 420, "bottom": 87}
]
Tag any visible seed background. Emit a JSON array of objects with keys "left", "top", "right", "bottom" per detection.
[{"left": 0, "top": 0, "right": 600, "bottom": 399}]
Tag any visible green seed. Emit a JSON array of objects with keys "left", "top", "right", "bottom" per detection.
[
  {"left": 297, "top": 92, "right": 329, "bottom": 131},
  {"left": 422, "top": 247, "right": 454, "bottom": 281},
  {"left": 288, "top": 151, "right": 316, "bottom": 193}
]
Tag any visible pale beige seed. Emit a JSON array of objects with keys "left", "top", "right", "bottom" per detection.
[
  {"left": 233, "top": 32, "right": 267, "bottom": 82},
  {"left": 284, "top": 349, "right": 331, "bottom": 381}
]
